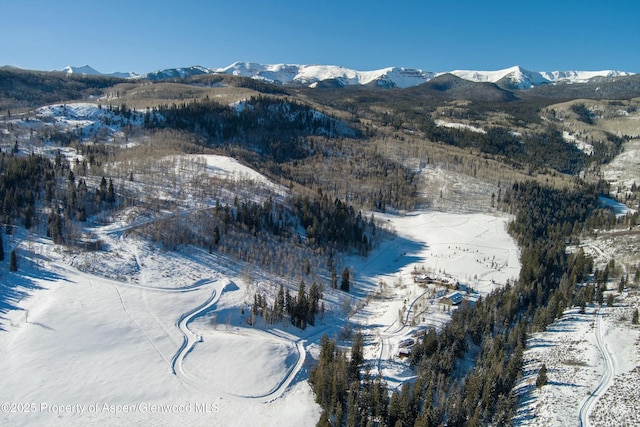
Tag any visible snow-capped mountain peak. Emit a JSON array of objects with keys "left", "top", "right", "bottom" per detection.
[
  {"left": 49, "top": 62, "right": 634, "bottom": 89},
  {"left": 446, "top": 66, "right": 634, "bottom": 89},
  {"left": 447, "top": 66, "right": 551, "bottom": 89},
  {"left": 213, "top": 62, "right": 436, "bottom": 88},
  {"left": 58, "top": 65, "right": 139, "bottom": 79},
  {"left": 212, "top": 63, "right": 634, "bottom": 89},
  {"left": 60, "top": 65, "right": 101, "bottom": 75},
  {"left": 142, "top": 65, "right": 212, "bottom": 80},
  {"left": 539, "top": 69, "right": 633, "bottom": 83},
  {"left": 216, "top": 62, "right": 300, "bottom": 84}
]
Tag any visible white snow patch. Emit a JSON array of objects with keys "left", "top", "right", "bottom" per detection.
[
  {"left": 562, "top": 131, "right": 594, "bottom": 155},
  {"left": 436, "top": 119, "right": 486, "bottom": 134}
]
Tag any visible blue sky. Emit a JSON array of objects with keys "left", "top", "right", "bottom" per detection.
[{"left": 2, "top": 0, "right": 639, "bottom": 73}]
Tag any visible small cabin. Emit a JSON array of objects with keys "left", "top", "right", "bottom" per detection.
[
  {"left": 440, "top": 291, "right": 463, "bottom": 306},
  {"left": 414, "top": 274, "right": 433, "bottom": 284},
  {"left": 398, "top": 348, "right": 412, "bottom": 358}
]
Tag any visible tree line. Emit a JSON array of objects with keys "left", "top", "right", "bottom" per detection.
[{"left": 250, "top": 280, "right": 324, "bottom": 329}]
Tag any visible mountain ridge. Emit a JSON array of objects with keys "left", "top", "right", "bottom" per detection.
[
  {"left": 45, "top": 62, "right": 637, "bottom": 89},
  {"left": 57, "top": 64, "right": 140, "bottom": 79}
]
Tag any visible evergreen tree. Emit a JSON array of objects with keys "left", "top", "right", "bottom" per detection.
[
  {"left": 47, "top": 214, "right": 64, "bottom": 244},
  {"left": 9, "top": 249, "right": 18, "bottom": 272},
  {"left": 309, "top": 281, "right": 322, "bottom": 315},
  {"left": 22, "top": 201, "right": 34, "bottom": 229},
  {"left": 213, "top": 225, "right": 221, "bottom": 246},
  {"left": 341, "top": 267, "right": 350, "bottom": 292},
  {"left": 492, "top": 393, "right": 515, "bottom": 426},
  {"left": 285, "top": 288, "right": 292, "bottom": 316},
  {"left": 107, "top": 178, "right": 115, "bottom": 203},
  {"left": 275, "top": 283, "right": 285, "bottom": 320},
  {"left": 330, "top": 266, "right": 337, "bottom": 289},
  {"left": 98, "top": 176, "right": 108, "bottom": 202},
  {"left": 618, "top": 275, "right": 626, "bottom": 293},
  {"left": 536, "top": 363, "right": 548, "bottom": 388},
  {"left": 597, "top": 285, "right": 604, "bottom": 305},
  {"left": 348, "top": 333, "right": 364, "bottom": 382},
  {"left": 295, "top": 280, "right": 309, "bottom": 329},
  {"left": 632, "top": 308, "right": 639, "bottom": 325}
]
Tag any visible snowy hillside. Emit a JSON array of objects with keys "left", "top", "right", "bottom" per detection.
[
  {"left": 0, "top": 190, "right": 521, "bottom": 427},
  {"left": 1, "top": 57, "right": 639, "bottom": 425},
  {"left": 0, "top": 100, "right": 526, "bottom": 425},
  {"left": 14, "top": 103, "right": 143, "bottom": 145}
]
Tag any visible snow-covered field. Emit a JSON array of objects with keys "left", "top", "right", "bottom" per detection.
[
  {"left": 562, "top": 131, "right": 594, "bottom": 155},
  {"left": 0, "top": 229, "right": 324, "bottom": 426},
  {"left": 348, "top": 210, "right": 520, "bottom": 387},
  {"left": 0, "top": 144, "right": 523, "bottom": 426}
]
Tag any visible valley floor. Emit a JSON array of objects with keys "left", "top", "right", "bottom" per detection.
[{"left": 0, "top": 188, "right": 519, "bottom": 426}]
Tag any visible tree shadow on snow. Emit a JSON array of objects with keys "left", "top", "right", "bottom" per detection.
[
  {"left": 0, "top": 267, "right": 67, "bottom": 332},
  {"left": 527, "top": 338, "right": 555, "bottom": 348},
  {"left": 353, "top": 234, "right": 428, "bottom": 296},
  {"left": 547, "top": 380, "right": 582, "bottom": 388}
]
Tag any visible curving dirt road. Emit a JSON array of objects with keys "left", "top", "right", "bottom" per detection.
[{"left": 171, "top": 283, "right": 225, "bottom": 379}]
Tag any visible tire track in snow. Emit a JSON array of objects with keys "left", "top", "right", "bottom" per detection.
[
  {"left": 404, "top": 288, "right": 431, "bottom": 326},
  {"left": 100, "top": 268, "right": 220, "bottom": 373},
  {"left": 377, "top": 336, "right": 393, "bottom": 373},
  {"left": 579, "top": 308, "right": 615, "bottom": 427},
  {"left": 261, "top": 338, "right": 307, "bottom": 403},
  {"left": 111, "top": 282, "right": 172, "bottom": 367}
]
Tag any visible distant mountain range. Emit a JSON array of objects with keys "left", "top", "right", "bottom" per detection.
[
  {"left": 58, "top": 65, "right": 140, "bottom": 79},
  {"left": 55, "top": 63, "right": 635, "bottom": 90}
]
